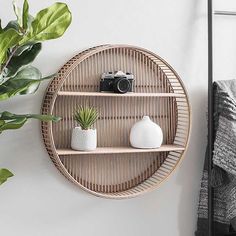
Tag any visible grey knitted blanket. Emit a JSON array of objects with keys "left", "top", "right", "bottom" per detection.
[{"left": 195, "top": 79, "right": 236, "bottom": 236}]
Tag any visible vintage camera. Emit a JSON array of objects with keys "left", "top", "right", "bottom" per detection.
[{"left": 100, "top": 71, "right": 135, "bottom": 94}]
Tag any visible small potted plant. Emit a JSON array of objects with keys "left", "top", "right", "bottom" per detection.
[{"left": 71, "top": 106, "right": 99, "bottom": 151}]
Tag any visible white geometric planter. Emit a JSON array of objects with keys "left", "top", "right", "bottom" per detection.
[{"left": 71, "top": 127, "right": 97, "bottom": 151}]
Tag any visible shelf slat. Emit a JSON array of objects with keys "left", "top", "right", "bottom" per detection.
[
  {"left": 57, "top": 91, "right": 186, "bottom": 98},
  {"left": 57, "top": 145, "right": 185, "bottom": 156}
]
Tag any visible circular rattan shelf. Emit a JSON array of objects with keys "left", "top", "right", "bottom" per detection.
[{"left": 41, "top": 45, "right": 191, "bottom": 199}]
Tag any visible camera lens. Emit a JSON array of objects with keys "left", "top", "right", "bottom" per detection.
[{"left": 114, "top": 78, "right": 131, "bottom": 94}]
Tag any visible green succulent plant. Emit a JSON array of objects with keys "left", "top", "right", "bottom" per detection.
[
  {"left": 74, "top": 106, "right": 99, "bottom": 130},
  {"left": 0, "top": 0, "right": 72, "bottom": 185}
]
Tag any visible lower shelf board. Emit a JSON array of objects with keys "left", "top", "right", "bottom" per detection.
[{"left": 56, "top": 145, "right": 185, "bottom": 156}]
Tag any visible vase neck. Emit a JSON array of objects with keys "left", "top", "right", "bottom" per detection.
[{"left": 142, "top": 116, "right": 150, "bottom": 121}]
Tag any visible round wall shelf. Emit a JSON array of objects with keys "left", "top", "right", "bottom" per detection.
[{"left": 41, "top": 45, "right": 191, "bottom": 199}]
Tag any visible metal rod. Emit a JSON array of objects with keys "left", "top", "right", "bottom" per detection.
[
  {"left": 208, "top": 0, "right": 214, "bottom": 235},
  {"left": 214, "top": 10, "right": 236, "bottom": 16}
]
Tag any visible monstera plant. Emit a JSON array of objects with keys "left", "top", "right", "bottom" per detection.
[{"left": 0, "top": 0, "right": 72, "bottom": 185}]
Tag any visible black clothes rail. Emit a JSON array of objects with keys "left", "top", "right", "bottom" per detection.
[
  {"left": 207, "top": 0, "right": 213, "bottom": 235},
  {"left": 207, "top": 1, "right": 236, "bottom": 236}
]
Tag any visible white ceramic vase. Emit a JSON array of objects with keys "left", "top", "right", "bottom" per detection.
[
  {"left": 71, "top": 127, "right": 97, "bottom": 151},
  {"left": 129, "top": 116, "right": 163, "bottom": 149}
]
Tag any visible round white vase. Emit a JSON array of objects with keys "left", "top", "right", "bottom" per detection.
[
  {"left": 130, "top": 116, "right": 163, "bottom": 149},
  {"left": 71, "top": 127, "right": 97, "bottom": 151}
]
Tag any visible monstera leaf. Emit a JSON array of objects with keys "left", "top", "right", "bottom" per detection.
[
  {"left": 0, "top": 111, "right": 61, "bottom": 133},
  {"left": 0, "top": 29, "right": 22, "bottom": 64},
  {"left": 0, "top": 66, "right": 54, "bottom": 101},
  {"left": 0, "top": 169, "right": 14, "bottom": 185},
  {"left": 20, "top": 2, "right": 72, "bottom": 44}
]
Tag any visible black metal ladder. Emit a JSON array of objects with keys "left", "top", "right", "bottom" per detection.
[{"left": 207, "top": 1, "right": 236, "bottom": 235}]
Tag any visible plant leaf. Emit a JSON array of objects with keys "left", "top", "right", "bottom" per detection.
[
  {"left": 74, "top": 106, "right": 98, "bottom": 130},
  {"left": 0, "top": 66, "right": 55, "bottom": 101},
  {"left": 4, "top": 18, "right": 33, "bottom": 33},
  {"left": 1, "top": 111, "right": 61, "bottom": 122},
  {"left": 0, "top": 119, "right": 5, "bottom": 126},
  {"left": 0, "top": 111, "right": 61, "bottom": 133},
  {"left": 0, "top": 29, "right": 22, "bottom": 64},
  {"left": 22, "top": 0, "right": 29, "bottom": 30},
  {"left": 14, "top": 42, "right": 36, "bottom": 56},
  {"left": 13, "top": 0, "right": 22, "bottom": 28},
  {"left": 20, "top": 2, "right": 72, "bottom": 44},
  {"left": 0, "top": 169, "right": 14, "bottom": 185},
  {"left": 0, "top": 19, "right": 3, "bottom": 33},
  {"left": 24, "top": 114, "right": 61, "bottom": 122},
  {"left": 3, "top": 20, "right": 20, "bottom": 32},
  {"left": 0, "top": 66, "right": 41, "bottom": 100},
  {"left": 0, "top": 117, "right": 27, "bottom": 133},
  {"left": 6, "top": 43, "right": 42, "bottom": 78}
]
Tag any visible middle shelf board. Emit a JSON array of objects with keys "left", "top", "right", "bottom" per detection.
[
  {"left": 57, "top": 91, "right": 186, "bottom": 98},
  {"left": 57, "top": 145, "right": 185, "bottom": 156}
]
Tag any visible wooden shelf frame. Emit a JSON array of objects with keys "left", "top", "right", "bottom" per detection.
[{"left": 41, "top": 44, "right": 191, "bottom": 199}]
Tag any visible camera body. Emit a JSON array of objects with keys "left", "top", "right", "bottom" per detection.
[{"left": 100, "top": 71, "right": 135, "bottom": 94}]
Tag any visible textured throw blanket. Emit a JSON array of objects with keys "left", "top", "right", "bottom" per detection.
[{"left": 195, "top": 79, "right": 236, "bottom": 236}]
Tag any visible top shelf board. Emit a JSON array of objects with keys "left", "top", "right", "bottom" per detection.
[{"left": 57, "top": 91, "right": 186, "bottom": 98}]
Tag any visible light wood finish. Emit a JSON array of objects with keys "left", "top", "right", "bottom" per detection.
[
  {"left": 41, "top": 45, "right": 191, "bottom": 199},
  {"left": 57, "top": 145, "right": 185, "bottom": 155},
  {"left": 57, "top": 91, "right": 186, "bottom": 97}
]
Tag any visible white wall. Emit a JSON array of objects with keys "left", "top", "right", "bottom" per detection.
[{"left": 1, "top": 0, "right": 235, "bottom": 235}]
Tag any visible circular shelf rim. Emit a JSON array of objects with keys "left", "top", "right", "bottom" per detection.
[{"left": 41, "top": 44, "right": 191, "bottom": 199}]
